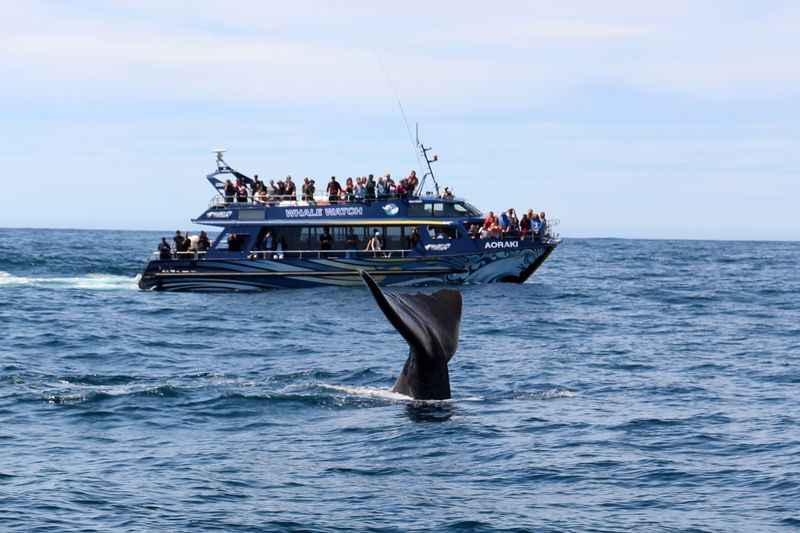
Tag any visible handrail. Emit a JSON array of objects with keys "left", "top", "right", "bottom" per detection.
[
  {"left": 208, "top": 191, "right": 445, "bottom": 209},
  {"left": 151, "top": 249, "right": 411, "bottom": 260}
]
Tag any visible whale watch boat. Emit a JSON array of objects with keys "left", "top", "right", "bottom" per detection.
[{"left": 138, "top": 141, "right": 560, "bottom": 291}]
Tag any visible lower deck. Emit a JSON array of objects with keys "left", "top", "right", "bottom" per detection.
[{"left": 139, "top": 242, "right": 558, "bottom": 291}]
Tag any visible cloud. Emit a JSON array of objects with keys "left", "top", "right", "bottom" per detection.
[{"left": 1, "top": 1, "right": 799, "bottom": 111}]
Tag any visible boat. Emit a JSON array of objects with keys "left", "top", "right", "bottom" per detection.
[{"left": 138, "top": 143, "right": 560, "bottom": 291}]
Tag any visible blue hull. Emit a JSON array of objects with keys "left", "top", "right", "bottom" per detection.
[{"left": 138, "top": 243, "right": 557, "bottom": 291}]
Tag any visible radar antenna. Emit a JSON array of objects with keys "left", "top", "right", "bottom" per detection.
[
  {"left": 415, "top": 124, "right": 440, "bottom": 196},
  {"left": 213, "top": 148, "right": 229, "bottom": 171}
]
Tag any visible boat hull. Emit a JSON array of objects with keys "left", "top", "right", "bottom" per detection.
[{"left": 138, "top": 242, "right": 558, "bottom": 291}]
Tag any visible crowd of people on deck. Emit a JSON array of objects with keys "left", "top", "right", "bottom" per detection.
[
  {"left": 158, "top": 230, "right": 212, "bottom": 259},
  {"left": 222, "top": 171, "right": 423, "bottom": 204},
  {"left": 157, "top": 206, "right": 550, "bottom": 260},
  {"left": 469, "top": 209, "right": 549, "bottom": 241}
]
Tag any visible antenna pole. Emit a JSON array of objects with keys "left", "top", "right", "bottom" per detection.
[{"left": 415, "top": 123, "right": 440, "bottom": 196}]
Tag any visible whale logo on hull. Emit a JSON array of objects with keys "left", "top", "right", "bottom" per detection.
[
  {"left": 382, "top": 203, "right": 399, "bottom": 216},
  {"left": 361, "top": 271, "right": 462, "bottom": 400}
]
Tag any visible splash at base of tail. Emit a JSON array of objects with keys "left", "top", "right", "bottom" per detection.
[{"left": 360, "top": 271, "right": 462, "bottom": 400}]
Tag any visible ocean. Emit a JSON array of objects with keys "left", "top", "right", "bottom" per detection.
[{"left": 1, "top": 228, "right": 798, "bottom": 532}]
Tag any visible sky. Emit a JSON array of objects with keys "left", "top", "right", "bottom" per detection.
[{"left": 1, "top": 1, "right": 798, "bottom": 240}]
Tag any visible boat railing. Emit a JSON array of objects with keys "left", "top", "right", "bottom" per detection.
[
  {"left": 208, "top": 192, "right": 434, "bottom": 209},
  {"left": 152, "top": 249, "right": 412, "bottom": 260}
]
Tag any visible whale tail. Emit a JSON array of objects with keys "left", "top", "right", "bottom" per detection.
[{"left": 360, "top": 271, "right": 462, "bottom": 362}]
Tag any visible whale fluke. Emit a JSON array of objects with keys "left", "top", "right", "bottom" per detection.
[{"left": 360, "top": 271, "right": 462, "bottom": 400}]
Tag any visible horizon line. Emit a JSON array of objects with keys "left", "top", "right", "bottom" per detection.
[{"left": 0, "top": 225, "right": 797, "bottom": 244}]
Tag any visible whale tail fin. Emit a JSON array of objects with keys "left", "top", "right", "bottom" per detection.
[{"left": 360, "top": 271, "right": 462, "bottom": 362}]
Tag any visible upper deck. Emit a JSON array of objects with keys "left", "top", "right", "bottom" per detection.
[{"left": 194, "top": 194, "right": 483, "bottom": 227}]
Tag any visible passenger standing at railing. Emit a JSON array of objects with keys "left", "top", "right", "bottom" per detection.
[
  {"left": 531, "top": 213, "right": 542, "bottom": 241},
  {"left": 345, "top": 177, "right": 355, "bottom": 202},
  {"left": 158, "top": 238, "right": 172, "bottom": 260},
  {"left": 224, "top": 180, "right": 236, "bottom": 203},
  {"left": 539, "top": 212, "right": 548, "bottom": 240},
  {"left": 198, "top": 231, "right": 211, "bottom": 252},
  {"left": 365, "top": 175, "right": 376, "bottom": 201},
  {"left": 285, "top": 176, "right": 296, "bottom": 201},
  {"left": 276, "top": 180, "right": 287, "bottom": 200},
  {"left": 268, "top": 180, "right": 278, "bottom": 197},
  {"left": 365, "top": 230, "right": 382, "bottom": 254},
  {"left": 519, "top": 214, "right": 531, "bottom": 239},
  {"left": 355, "top": 178, "right": 365, "bottom": 201},
  {"left": 377, "top": 176, "right": 389, "bottom": 199},
  {"left": 173, "top": 231, "right": 185, "bottom": 254},
  {"left": 327, "top": 177, "right": 341, "bottom": 203},
  {"left": 236, "top": 182, "right": 248, "bottom": 202},
  {"left": 252, "top": 174, "right": 263, "bottom": 193},
  {"left": 407, "top": 170, "right": 419, "bottom": 195}
]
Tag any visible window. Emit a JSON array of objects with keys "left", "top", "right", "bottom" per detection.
[
  {"left": 408, "top": 202, "right": 428, "bottom": 217},
  {"left": 384, "top": 226, "right": 404, "bottom": 250},
  {"left": 426, "top": 225, "right": 457, "bottom": 240}
]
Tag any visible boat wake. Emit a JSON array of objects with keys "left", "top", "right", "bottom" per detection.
[{"left": 0, "top": 271, "right": 140, "bottom": 290}]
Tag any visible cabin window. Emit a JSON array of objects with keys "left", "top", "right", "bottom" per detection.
[
  {"left": 408, "top": 202, "right": 428, "bottom": 217},
  {"left": 432, "top": 203, "right": 445, "bottom": 216},
  {"left": 426, "top": 225, "right": 457, "bottom": 240},
  {"left": 384, "top": 226, "right": 405, "bottom": 250}
]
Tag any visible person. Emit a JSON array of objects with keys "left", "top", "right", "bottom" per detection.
[
  {"left": 187, "top": 233, "right": 199, "bottom": 252},
  {"left": 406, "top": 170, "right": 418, "bottom": 195},
  {"left": 531, "top": 213, "right": 542, "bottom": 240},
  {"left": 158, "top": 238, "right": 172, "bottom": 260},
  {"left": 327, "top": 177, "right": 341, "bottom": 203},
  {"left": 442, "top": 187, "right": 454, "bottom": 199},
  {"left": 483, "top": 211, "right": 497, "bottom": 230},
  {"left": 344, "top": 177, "right": 355, "bottom": 202},
  {"left": 508, "top": 209, "right": 519, "bottom": 233},
  {"left": 307, "top": 179, "right": 316, "bottom": 202},
  {"left": 268, "top": 180, "right": 278, "bottom": 197},
  {"left": 499, "top": 210, "right": 510, "bottom": 233},
  {"left": 177, "top": 232, "right": 192, "bottom": 256},
  {"left": 320, "top": 228, "right": 333, "bottom": 252},
  {"left": 409, "top": 227, "right": 421, "bottom": 249},
  {"left": 377, "top": 176, "right": 388, "bottom": 199},
  {"left": 539, "top": 212, "right": 548, "bottom": 239},
  {"left": 519, "top": 214, "right": 531, "bottom": 239},
  {"left": 198, "top": 231, "right": 211, "bottom": 252},
  {"left": 173, "top": 230, "right": 185, "bottom": 253},
  {"left": 365, "top": 175, "right": 376, "bottom": 201},
  {"left": 236, "top": 182, "right": 248, "bottom": 203},
  {"left": 468, "top": 223, "right": 480, "bottom": 240},
  {"left": 275, "top": 234, "right": 286, "bottom": 260},
  {"left": 263, "top": 230, "right": 274, "bottom": 256},
  {"left": 227, "top": 232, "right": 242, "bottom": 252},
  {"left": 276, "top": 180, "right": 287, "bottom": 201},
  {"left": 255, "top": 188, "right": 268, "bottom": 204},
  {"left": 395, "top": 180, "right": 407, "bottom": 198},
  {"left": 365, "top": 230, "right": 382, "bottom": 254},
  {"left": 345, "top": 229, "right": 359, "bottom": 258},
  {"left": 223, "top": 180, "right": 236, "bottom": 203},
  {"left": 252, "top": 174, "right": 263, "bottom": 193},
  {"left": 285, "top": 176, "right": 296, "bottom": 201},
  {"left": 354, "top": 177, "right": 365, "bottom": 201}
]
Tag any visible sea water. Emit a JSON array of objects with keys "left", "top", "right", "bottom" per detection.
[{"left": 0, "top": 228, "right": 798, "bottom": 531}]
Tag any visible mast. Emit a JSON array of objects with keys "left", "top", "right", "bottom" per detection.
[{"left": 415, "top": 123, "right": 440, "bottom": 196}]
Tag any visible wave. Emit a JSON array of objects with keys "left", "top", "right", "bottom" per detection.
[{"left": 0, "top": 271, "right": 139, "bottom": 290}]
